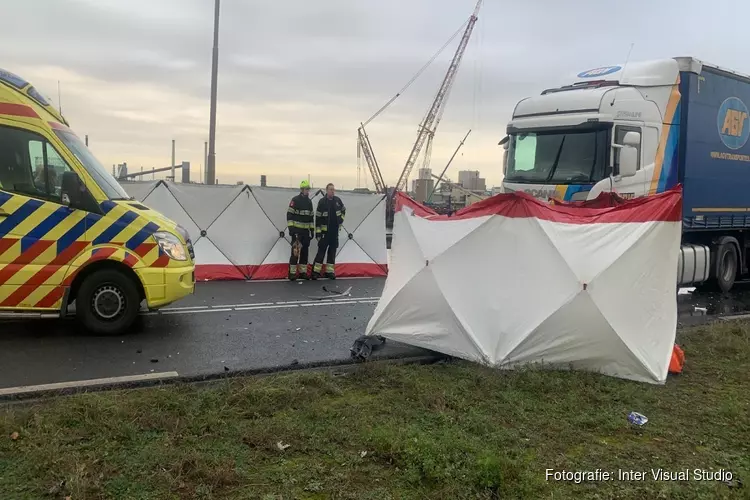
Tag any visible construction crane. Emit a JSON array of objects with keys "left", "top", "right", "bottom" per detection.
[
  {"left": 355, "top": 7, "right": 474, "bottom": 193},
  {"left": 394, "top": 0, "right": 482, "bottom": 193},
  {"left": 357, "top": 124, "right": 385, "bottom": 194},
  {"left": 428, "top": 129, "right": 471, "bottom": 202}
]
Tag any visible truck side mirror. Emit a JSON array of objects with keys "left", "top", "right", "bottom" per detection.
[
  {"left": 619, "top": 146, "right": 638, "bottom": 178},
  {"left": 622, "top": 131, "right": 641, "bottom": 147},
  {"left": 61, "top": 170, "right": 84, "bottom": 207}
]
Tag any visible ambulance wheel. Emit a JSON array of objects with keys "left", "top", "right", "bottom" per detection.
[
  {"left": 76, "top": 269, "right": 140, "bottom": 335},
  {"left": 715, "top": 242, "right": 738, "bottom": 294}
]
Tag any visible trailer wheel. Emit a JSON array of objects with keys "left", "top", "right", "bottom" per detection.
[
  {"left": 76, "top": 269, "right": 140, "bottom": 335},
  {"left": 715, "top": 242, "right": 738, "bottom": 293}
]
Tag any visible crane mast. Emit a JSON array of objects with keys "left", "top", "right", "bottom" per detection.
[{"left": 394, "top": 0, "right": 482, "bottom": 193}]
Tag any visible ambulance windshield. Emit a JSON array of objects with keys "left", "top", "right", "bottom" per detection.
[{"left": 53, "top": 129, "right": 131, "bottom": 200}]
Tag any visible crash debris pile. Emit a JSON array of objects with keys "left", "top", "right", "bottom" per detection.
[
  {"left": 121, "top": 181, "right": 388, "bottom": 281},
  {"left": 366, "top": 188, "right": 683, "bottom": 384}
]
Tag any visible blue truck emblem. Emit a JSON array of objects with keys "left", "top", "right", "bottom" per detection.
[
  {"left": 717, "top": 97, "right": 749, "bottom": 150},
  {"left": 577, "top": 66, "right": 622, "bottom": 78}
]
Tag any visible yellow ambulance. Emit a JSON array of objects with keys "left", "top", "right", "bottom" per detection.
[{"left": 0, "top": 68, "right": 195, "bottom": 335}]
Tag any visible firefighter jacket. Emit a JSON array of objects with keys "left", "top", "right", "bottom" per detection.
[
  {"left": 287, "top": 194, "right": 314, "bottom": 235},
  {"left": 315, "top": 196, "right": 345, "bottom": 239}
]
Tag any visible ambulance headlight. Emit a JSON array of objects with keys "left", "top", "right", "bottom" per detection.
[
  {"left": 175, "top": 224, "right": 190, "bottom": 243},
  {"left": 153, "top": 231, "right": 187, "bottom": 261}
]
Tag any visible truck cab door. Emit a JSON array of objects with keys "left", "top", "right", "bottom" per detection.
[
  {"left": 611, "top": 124, "right": 645, "bottom": 199},
  {"left": 0, "top": 123, "right": 84, "bottom": 310}
]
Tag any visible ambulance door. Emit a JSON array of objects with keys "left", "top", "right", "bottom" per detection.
[{"left": 0, "top": 124, "right": 81, "bottom": 310}]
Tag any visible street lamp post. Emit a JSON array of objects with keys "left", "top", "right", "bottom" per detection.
[{"left": 206, "top": 0, "right": 220, "bottom": 185}]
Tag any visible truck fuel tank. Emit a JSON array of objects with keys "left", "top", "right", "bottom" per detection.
[{"left": 678, "top": 244, "right": 710, "bottom": 286}]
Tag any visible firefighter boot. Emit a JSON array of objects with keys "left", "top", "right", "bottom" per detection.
[
  {"left": 297, "top": 264, "right": 309, "bottom": 280},
  {"left": 311, "top": 262, "right": 322, "bottom": 280},
  {"left": 288, "top": 264, "right": 297, "bottom": 281}
]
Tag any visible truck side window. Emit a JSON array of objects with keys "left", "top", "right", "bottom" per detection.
[
  {"left": 0, "top": 125, "right": 72, "bottom": 203},
  {"left": 613, "top": 125, "right": 642, "bottom": 174}
]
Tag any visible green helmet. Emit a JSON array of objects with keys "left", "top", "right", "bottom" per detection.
[{"left": 300, "top": 180, "right": 311, "bottom": 189}]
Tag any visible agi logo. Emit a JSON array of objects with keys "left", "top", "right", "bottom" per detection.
[
  {"left": 577, "top": 66, "right": 622, "bottom": 79},
  {"left": 718, "top": 97, "right": 750, "bottom": 150}
]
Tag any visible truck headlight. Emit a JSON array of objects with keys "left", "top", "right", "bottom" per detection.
[{"left": 153, "top": 231, "right": 187, "bottom": 261}]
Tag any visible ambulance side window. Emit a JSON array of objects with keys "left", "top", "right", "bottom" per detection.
[{"left": 0, "top": 125, "right": 72, "bottom": 203}]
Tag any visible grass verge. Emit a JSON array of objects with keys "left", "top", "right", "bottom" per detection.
[{"left": 1, "top": 321, "right": 749, "bottom": 499}]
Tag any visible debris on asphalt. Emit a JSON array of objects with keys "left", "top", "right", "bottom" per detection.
[
  {"left": 350, "top": 335, "right": 387, "bottom": 361},
  {"left": 291, "top": 359, "right": 299, "bottom": 365},
  {"left": 628, "top": 411, "right": 648, "bottom": 426},
  {"left": 150, "top": 358, "right": 158, "bottom": 363},
  {"left": 224, "top": 366, "right": 230, "bottom": 372},
  {"left": 308, "top": 285, "right": 352, "bottom": 300},
  {"left": 136, "top": 349, "right": 142, "bottom": 354},
  {"left": 276, "top": 441, "right": 290, "bottom": 451},
  {"left": 323, "top": 285, "right": 352, "bottom": 296},
  {"left": 296, "top": 327, "right": 301, "bottom": 331},
  {"left": 10, "top": 431, "right": 19, "bottom": 441}
]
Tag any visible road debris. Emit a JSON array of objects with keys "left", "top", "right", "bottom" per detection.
[
  {"left": 308, "top": 285, "right": 352, "bottom": 300},
  {"left": 628, "top": 411, "right": 648, "bottom": 426},
  {"left": 350, "top": 335, "right": 387, "bottom": 361},
  {"left": 276, "top": 441, "right": 290, "bottom": 451}
]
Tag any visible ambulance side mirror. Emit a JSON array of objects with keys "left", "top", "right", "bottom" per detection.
[{"left": 61, "top": 171, "right": 84, "bottom": 207}]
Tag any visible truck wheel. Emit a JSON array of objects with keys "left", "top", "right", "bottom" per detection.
[
  {"left": 76, "top": 269, "right": 140, "bottom": 335},
  {"left": 715, "top": 243, "right": 738, "bottom": 293}
]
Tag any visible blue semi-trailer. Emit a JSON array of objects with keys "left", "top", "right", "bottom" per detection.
[{"left": 500, "top": 56, "right": 750, "bottom": 292}]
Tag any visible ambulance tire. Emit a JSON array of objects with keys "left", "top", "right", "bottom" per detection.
[{"left": 76, "top": 269, "right": 140, "bottom": 335}]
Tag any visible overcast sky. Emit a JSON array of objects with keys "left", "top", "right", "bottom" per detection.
[{"left": 1, "top": 0, "right": 746, "bottom": 190}]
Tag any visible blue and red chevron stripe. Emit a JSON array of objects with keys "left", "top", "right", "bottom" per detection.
[{"left": 0, "top": 192, "right": 164, "bottom": 309}]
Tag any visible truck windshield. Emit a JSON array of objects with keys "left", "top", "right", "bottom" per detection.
[
  {"left": 53, "top": 129, "right": 131, "bottom": 200},
  {"left": 505, "top": 128, "right": 609, "bottom": 184}
]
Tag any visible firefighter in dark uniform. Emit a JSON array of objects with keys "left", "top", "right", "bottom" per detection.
[
  {"left": 312, "top": 183, "right": 346, "bottom": 280},
  {"left": 286, "top": 180, "right": 314, "bottom": 280}
]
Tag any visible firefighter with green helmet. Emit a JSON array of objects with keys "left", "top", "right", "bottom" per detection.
[{"left": 286, "top": 180, "right": 314, "bottom": 280}]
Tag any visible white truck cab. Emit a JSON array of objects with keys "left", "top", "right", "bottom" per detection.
[
  {"left": 500, "top": 57, "right": 750, "bottom": 292},
  {"left": 500, "top": 59, "right": 685, "bottom": 203}
]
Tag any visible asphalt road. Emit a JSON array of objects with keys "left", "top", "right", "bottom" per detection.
[
  {"left": 0, "top": 278, "right": 432, "bottom": 393},
  {"left": 0, "top": 278, "right": 746, "bottom": 395}
]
